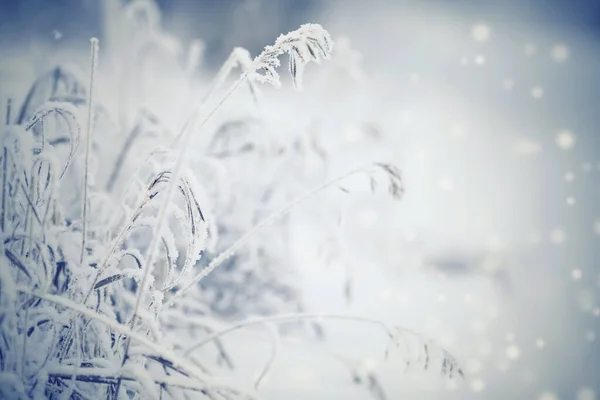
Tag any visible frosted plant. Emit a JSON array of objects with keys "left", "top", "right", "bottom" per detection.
[
  {"left": 250, "top": 23, "right": 333, "bottom": 89},
  {"left": 201, "top": 47, "right": 261, "bottom": 105},
  {"left": 0, "top": 2, "right": 464, "bottom": 398}
]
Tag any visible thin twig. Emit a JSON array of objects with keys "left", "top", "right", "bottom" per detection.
[
  {"left": 20, "top": 300, "right": 30, "bottom": 377},
  {"left": 186, "top": 313, "right": 394, "bottom": 355},
  {"left": 1, "top": 146, "right": 7, "bottom": 232},
  {"left": 165, "top": 165, "right": 366, "bottom": 308},
  {"left": 80, "top": 37, "right": 99, "bottom": 265}
]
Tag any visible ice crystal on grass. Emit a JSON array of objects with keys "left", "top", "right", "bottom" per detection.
[{"left": 251, "top": 23, "right": 333, "bottom": 89}]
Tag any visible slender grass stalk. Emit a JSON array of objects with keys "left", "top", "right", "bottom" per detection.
[
  {"left": 115, "top": 63, "right": 247, "bottom": 399},
  {"left": 5, "top": 98, "right": 11, "bottom": 125},
  {"left": 46, "top": 368, "right": 256, "bottom": 396},
  {"left": 17, "top": 287, "right": 209, "bottom": 383},
  {"left": 20, "top": 301, "right": 29, "bottom": 377},
  {"left": 186, "top": 313, "right": 395, "bottom": 355},
  {"left": 56, "top": 38, "right": 99, "bottom": 365},
  {"left": 165, "top": 164, "right": 374, "bottom": 308},
  {"left": 172, "top": 49, "right": 252, "bottom": 147},
  {"left": 67, "top": 314, "right": 82, "bottom": 399},
  {"left": 1, "top": 146, "right": 7, "bottom": 232},
  {"left": 1, "top": 98, "right": 10, "bottom": 232},
  {"left": 82, "top": 190, "right": 150, "bottom": 301},
  {"left": 254, "top": 323, "right": 278, "bottom": 389},
  {"left": 80, "top": 38, "right": 99, "bottom": 265},
  {"left": 25, "top": 176, "right": 36, "bottom": 256}
]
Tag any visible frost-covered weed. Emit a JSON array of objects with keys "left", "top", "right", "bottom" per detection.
[{"left": 0, "top": 1, "right": 462, "bottom": 399}]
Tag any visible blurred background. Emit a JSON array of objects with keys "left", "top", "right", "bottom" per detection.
[{"left": 1, "top": 0, "right": 600, "bottom": 399}]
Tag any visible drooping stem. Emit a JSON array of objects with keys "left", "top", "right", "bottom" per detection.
[
  {"left": 172, "top": 49, "right": 253, "bottom": 147},
  {"left": 25, "top": 177, "right": 35, "bottom": 255},
  {"left": 116, "top": 71, "right": 246, "bottom": 399},
  {"left": 185, "top": 313, "right": 395, "bottom": 355},
  {"left": 58, "top": 37, "right": 99, "bottom": 366},
  {"left": 80, "top": 38, "right": 99, "bottom": 265},
  {"left": 127, "top": 74, "right": 245, "bottom": 326},
  {"left": 164, "top": 165, "right": 365, "bottom": 309},
  {"left": 1, "top": 147, "right": 7, "bottom": 233},
  {"left": 1, "top": 98, "right": 11, "bottom": 232},
  {"left": 5, "top": 98, "right": 11, "bottom": 125},
  {"left": 17, "top": 286, "right": 209, "bottom": 382}
]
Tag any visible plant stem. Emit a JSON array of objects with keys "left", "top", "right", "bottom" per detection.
[
  {"left": 186, "top": 313, "right": 395, "bottom": 355},
  {"left": 1, "top": 147, "right": 7, "bottom": 233},
  {"left": 5, "top": 98, "right": 11, "bottom": 125},
  {"left": 58, "top": 36, "right": 99, "bottom": 368},
  {"left": 116, "top": 70, "right": 246, "bottom": 399},
  {"left": 1, "top": 98, "right": 10, "bottom": 232},
  {"left": 80, "top": 38, "right": 99, "bottom": 265},
  {"left": 17, "top": 286, "right": 208, "bottom": 382},
  {"left": 20, "top": 301, "right": 29, "bottom": 377},
  {"left": 164, "top": 165, "right": 365, "bottom": 309},
  {"left": 172, "top": 51, "right": 247, "bottom": 147}
]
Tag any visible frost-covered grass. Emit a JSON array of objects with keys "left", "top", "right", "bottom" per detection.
[{"left": 0, "top": 1, "right": 463, "bottom": 399}]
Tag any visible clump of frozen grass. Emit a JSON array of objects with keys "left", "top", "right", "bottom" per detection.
[
  {"left": 251, "top": 23, "right": 333, "bottom": 89},
  {"left": 0, "top": 3, "right": 462, "bottom": 398}
]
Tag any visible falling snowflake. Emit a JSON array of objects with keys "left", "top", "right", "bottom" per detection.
[
  {"left": 539, "top": 392, "right": 559, "bottom": 400},
  {"left": 474, "top": 55, "right": 486, "bottom": 65},
  {"left": 556, "top": 130, "right": 576, "bottom": 150},
  {"left": 472, "top": 24, "right": 491, "bottom": 42},
  {"left": 572, "top": 269, "right": 583, "bottom": 280},
  {"left": 536, "top": 338, "right": 546, "bottom": 349},
  {"left": 565, "top": 171, "right": 575, "bottom": 182},
  {"left": 551, "top": 44, "right": 570, "bottom": 62},
  {"left": 471, "top": 379, "right": 486, "bottom": 392},
  {"left": 531, "top": 86, "right": 544, "bottom": 99},
  {"left": 506, "top": 344, "right": 521, "bottom": 360},
  {"left": 577, "top": 388, "right": 596, "bottom": 400},
  {"left": 514, "top": 138, "right": 541, "bottom": 155},
  {"left": 550, "top": 229, "right": 566, "bottom": 244},
  {"left": 566, "top": 196, "right": 576, "bottom": 206}
]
